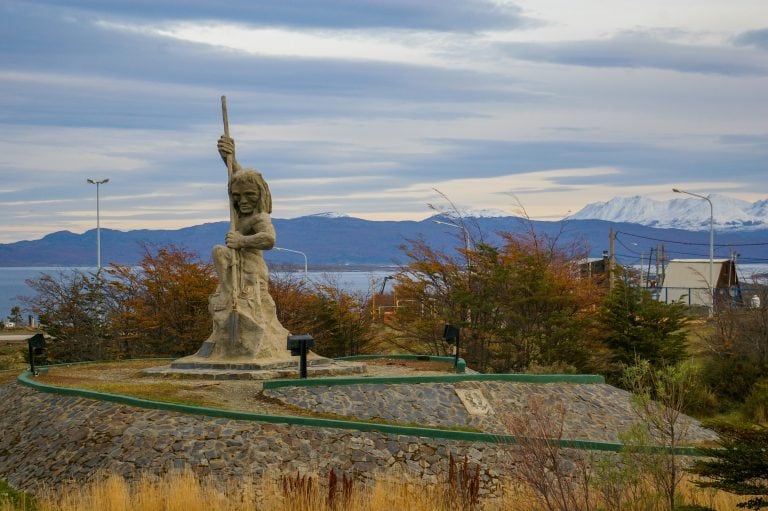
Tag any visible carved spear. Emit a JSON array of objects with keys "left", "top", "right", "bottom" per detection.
[{"left": 221, "top": 95, "right": 239, "bottom": 345}]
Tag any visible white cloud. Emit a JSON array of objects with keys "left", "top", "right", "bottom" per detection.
[
  {"left": 96, "top": 20, "right": 456, "bottom": 68},
  {"left": 511, "top": 0, "right": 768, "bottom": 43},
  {"left": 1, "top": 1, "right": 767, "bottom": 244}
]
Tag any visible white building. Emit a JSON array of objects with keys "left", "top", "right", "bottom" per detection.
[{"left": 657, "top": 259, "right": 741, "bottom": 307}]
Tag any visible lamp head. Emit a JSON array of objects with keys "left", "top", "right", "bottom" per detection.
[
  {"left": 87, "top": 178, "right": 95, "bottom": 184},
  {"left": 672, "top": 188, "right": 681, "bottom": 193}
]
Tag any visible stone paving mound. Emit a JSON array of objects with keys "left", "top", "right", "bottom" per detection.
[{"left": 265, "top": 380, "right": 718, "bottom": 445}]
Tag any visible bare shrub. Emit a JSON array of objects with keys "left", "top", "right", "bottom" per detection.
[
  {"left": 504, "top": 396, "right": 595, "bottom": 511},
  {"left": 326, "top": 469, "right": 353, "bottom": 510},
  {"left": 445, "top": 453, "right": 481, "bottom": 511}
]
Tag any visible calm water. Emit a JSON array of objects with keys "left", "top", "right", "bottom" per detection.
[{"left": 0, "top": 267, "right": 395, "bottom": 320}]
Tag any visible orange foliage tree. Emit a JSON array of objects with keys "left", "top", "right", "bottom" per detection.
[
  {"left": 269, "top": 272, "right": 374, "bottom": 358},
  {"left": 390, "top": 225, "right": 607, "bottom": 373},
  {"left": 107, "top": 244, "right": 217, "bottom": 357}
]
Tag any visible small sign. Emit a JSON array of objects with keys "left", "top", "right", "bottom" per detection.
[{"left": 455, "top": 388, "right": 494, "bottom": 416}]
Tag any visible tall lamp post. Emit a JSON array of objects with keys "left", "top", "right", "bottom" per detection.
[
  {"left": 87, "top": 178, "right": 109, "bottom": 271},
  {"left": 274, "top": 247, "right": 309, "bottom": 280},
  {"left": 432, "top": 219, "right": 473, "bottom": 257},
  {"left": 433, "top": 218, "right": 473, "bottom": 324},
  {"left": 673, "top": 188, "right": 714, "bottom": 317}
]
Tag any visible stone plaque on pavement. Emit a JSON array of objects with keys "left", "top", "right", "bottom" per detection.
[{"left": 455, "top": 388, "right": 494, "bottom": 416}]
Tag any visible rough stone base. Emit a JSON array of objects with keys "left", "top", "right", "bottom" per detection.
[
  {"left": 0, "top": 383, "right": 510, "bottom": 496},
  {"left": 140, "top": 359, "right": 367, "bottom": 380}
]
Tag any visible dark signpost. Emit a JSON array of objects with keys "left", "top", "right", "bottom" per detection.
[
  {"left": 27, "top": 333, "right": 46, "bottom": 376},
  {"left": 287, "top": 334, "right": 314, "bottom": 379},
  {"left": 443, "top": 324, "right": 461, "bottom": 369}
]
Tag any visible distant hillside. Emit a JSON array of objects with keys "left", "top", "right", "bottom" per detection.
[{"left": 0, "top": 215, "right": 766, "bottom": 268}]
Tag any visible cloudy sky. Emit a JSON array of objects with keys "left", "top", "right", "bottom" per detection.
[{"left": 1, "top": 0, "right": 767, "bottom": 243}]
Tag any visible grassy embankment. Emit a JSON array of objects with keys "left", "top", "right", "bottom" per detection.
[{"left": 0, "top": 468, "right": 749, "bottom": 511}]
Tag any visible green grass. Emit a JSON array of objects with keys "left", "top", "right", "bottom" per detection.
[
  {"left": 0, "top": 343, "right": 27, "bottom": 372},
  {"left": 0, "top": 479, "right": 35, "bottom": 511},
  {"left": 684, "top": 317, "right": 716, "bottom": 358}
]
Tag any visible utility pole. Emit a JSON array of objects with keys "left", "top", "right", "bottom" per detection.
[
  {"left": 647, "top": 247, "right": 654, "bottom": 287},
  {"left": 609, "top": 227, "right": 615, "bottom": 290},
  {"left": 371, "top": 277, "right": 376, "bottom": 319}
]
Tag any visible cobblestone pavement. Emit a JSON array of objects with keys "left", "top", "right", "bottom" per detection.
[{"left": 265, "top": 380, "right": 718, "bottom": 444}]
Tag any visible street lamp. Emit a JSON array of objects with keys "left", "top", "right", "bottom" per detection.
[
  {"left": 673, "top": 188, "right": 714, "bottom": 317},
  {"left": 432, "top": 219, "right": 473, "bottom": 253},
  {"left": 274, "top": 247, "right": 309, "bottom": 280},
  {"left": 86, "top": 178, "right": 109, "bottom": 271}
]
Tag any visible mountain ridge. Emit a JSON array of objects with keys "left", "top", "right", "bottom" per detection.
[{"left": 1, "top": 214, "right": 766, "bottom": 268}]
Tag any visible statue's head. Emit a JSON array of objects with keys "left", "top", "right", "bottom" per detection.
[{"left": 229, "top": 169, "right": 272, "bottom": 215}]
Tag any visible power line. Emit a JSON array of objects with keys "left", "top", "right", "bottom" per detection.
[
  {"left": 616, "top": 230, "right": 768, "bottom": 247},
  {"left": 614, "top": 237, "right": 641, "bottom": 255}
]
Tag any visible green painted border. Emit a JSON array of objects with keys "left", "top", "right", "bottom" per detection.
[
  {"left": 336, "top": 354, "right": 467, "bottom": 373},
  {"left": 263, "top": 372, "right": 605, "bottom": 390},
  {"left": 14, "top": 366, "right": 703, "bottom": 456}
]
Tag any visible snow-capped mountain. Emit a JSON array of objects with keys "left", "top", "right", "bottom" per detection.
[
  {"left": 569, "top": 194, "right": 768, "bottom": 231},
  {"left": 304, "top": 212, "right": 350, "bottom": 219},
  {"left": 463, "top": 208, "right": 514, "bottom": 218}
]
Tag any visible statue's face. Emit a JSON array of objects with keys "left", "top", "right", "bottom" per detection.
[{"left": 231, "top": 181, "right": 260, "bottom": 215}]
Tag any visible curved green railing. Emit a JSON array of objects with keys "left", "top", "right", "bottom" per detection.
[{"left": 262, "top": 372, "right": 605, "bottom": 390}]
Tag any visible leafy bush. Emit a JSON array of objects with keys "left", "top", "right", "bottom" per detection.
[
  {"left": 600, "top": 279, "right": 689, "bottom": 380},
  {"left": 690, "top": 421, "right": 768, "bottom": 510},
  {"left": 743, "top": 379, "right": 768, "bottom": 423}
]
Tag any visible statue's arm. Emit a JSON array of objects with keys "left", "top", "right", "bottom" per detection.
[
  {"left": 226, "top": 214, "right": 276, "bottom": 250},
  {"left": 241, "top": 223, "right": 276, "bottom": 250}
]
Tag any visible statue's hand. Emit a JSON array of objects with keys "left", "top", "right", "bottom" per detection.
[
  {"left": 225, "top": 231, "right": 245, "bottom": 249},
  {"left": 217, "top": 136, "right": 235, "bottom": 163}
]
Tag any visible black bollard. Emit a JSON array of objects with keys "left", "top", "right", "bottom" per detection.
[
  {"left": 287, "top": 334, "right": 315, "bottom": 379},
  {"left": 27, "top": 333, "right": 46, "bottom": 376},
  {"left": 443, "top": 324, "right": 461, "bottom": 369}
]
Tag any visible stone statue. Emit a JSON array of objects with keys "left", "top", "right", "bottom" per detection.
[
  {"left": 151, "top": 97, "right": 366, "bottom": 378},
  {"left": 174, "top": 134, "right": 295, "bottom": 367}
]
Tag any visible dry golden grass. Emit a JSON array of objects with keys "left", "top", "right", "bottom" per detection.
[
  {"left": 0, "top": 371, "right": 19, "bottom": 384},
  {"left": 365, "top": 358, "right": 456, "bottom": 373},
  {"left": 36, "top": 372, "right": 221, "bottom": 409},
  {"left": 0, "top": 469, "right": 750, "bottom": 511},
  {"left": 0, "top": 342, "right": 27, "bottom": 373},
  {"left": 60, "top": 380, "right": 222, "bottom": 408},
  {"left": 32, "top": 361, "right": 231, "bottom": 409}
]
